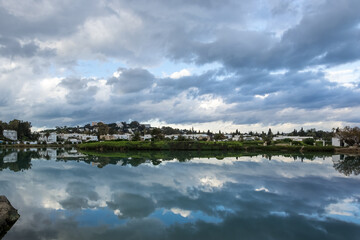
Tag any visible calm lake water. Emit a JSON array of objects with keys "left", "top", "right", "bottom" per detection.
[{"left": 1, "top": 148, "right": 360, "bottom": 240}]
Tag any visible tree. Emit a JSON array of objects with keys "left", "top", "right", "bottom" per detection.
[
  {"left": 97, "top": 122, "right": 109, "bottom": 137},
  {"left": 129, "top": 121, "right": 140, "bottom": 129},
  {"left": 7, "top": 119, "right": 32, "bottom": 140},
  {"left": 299, "top": 127, "right": 305, "bottom": 136},
  {"left": 151, "top": 128, "right": 164, "bottom": 141},
  {"left": 334, "top": 155, "right": 360, "bottom": 176},
  {"left": 303, "top": 138, "right": 315, "bottom": 145},
  {"left": 214, "top": 133, "right": 226, "bottom": 141},
  {"left": 0, "top": 122, "right": 4, "bottom": 138},
  {"left": 132, "top": 132, "right": 141, "bottom": 141},
  {"left": 336, "top": 126, "right": 360, "bottom": 146}
]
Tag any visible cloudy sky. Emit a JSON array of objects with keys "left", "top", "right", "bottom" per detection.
[{"left": 0, "top": 0, "right": 360, "bottom": 132}]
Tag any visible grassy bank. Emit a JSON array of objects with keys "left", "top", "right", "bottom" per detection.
[{"left": 78, "top": 140, "right": 335, "bottom": 153}]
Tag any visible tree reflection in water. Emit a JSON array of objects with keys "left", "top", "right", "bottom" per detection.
[{"left": 333, "top": 155, "right": 360, "bottom": 176}]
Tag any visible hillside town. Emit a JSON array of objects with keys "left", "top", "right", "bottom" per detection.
[{"left": 0, "top": 119, "right": 355, "bottom": 147}]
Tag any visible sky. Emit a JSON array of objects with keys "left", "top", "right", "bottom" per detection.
[{"left": 0, "top": 0, "right": 360, "bottom": 132}]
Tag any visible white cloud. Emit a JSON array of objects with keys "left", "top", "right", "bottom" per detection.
[
  {"left": 170, "top": 69, "right": 191, "bottom": 79},
  {"left": 170, "top": 208, "right": 191, "bottom": 218}
]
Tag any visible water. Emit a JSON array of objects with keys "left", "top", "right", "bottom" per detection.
[{"left": 1, "top": 148, "right": 360, "bottom": 239}]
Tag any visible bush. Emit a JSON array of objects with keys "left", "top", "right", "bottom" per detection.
[{"left": 303, "top": 138, "right": 315, "bottom": 145}]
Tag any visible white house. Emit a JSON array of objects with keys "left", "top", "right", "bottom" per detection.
[
  {"left": 3, "top": 130, "right": 17, "bottom": 141},
  {"left": 242, "top": 135, "right": 256, "bottom": 141},
  {"left": 182, "top": 134, "right": 210, "bottom": 141},
  {"left": 59, "top": 133, "right": 98, "bottom": 142},
  {"left": 101, "top": 134, "right": 132, "bottom": 141},
  {"left": 82, "top": 135, "right": 98, "bottom": 142},
  {"left": 331, "top": 137, "right": 347, "bottom": 147},
  {"left": 39, "top": 132, "right": 57, "bottom": 143},
  {"left": 142, "top": 134, "right": 152, "bottom": 141},
  {"left": 116, "top": 134, "right": 132, "bottom": 140},
  {"left": 231, "top": 135, "right": 241, "bottom": 141},
  {"left": 164, "top": 134, "right": 179, "bottom": 140},
  {"left": 224, "top": 134, "right": 233, "bottom": 140},
  {"left": 68, "top": 138, "right": 82, "bottom": 144},
  {"left": 273, "top": 136, "right": 313, "bottom": 142}
]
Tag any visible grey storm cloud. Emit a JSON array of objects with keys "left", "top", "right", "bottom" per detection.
[
  {"left": 58, "top": 77, "right": 99, "bottom": 105},
  {"left": 166, "top": 0, "right": 360, "bottom": 71},
  {"left": 107, "top": 68, "right": 155, "bottom": 93}
]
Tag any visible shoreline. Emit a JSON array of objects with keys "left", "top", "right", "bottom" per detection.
[
  {"left": 335, "top": 147, "right": 360, "bottom": 155},
  {"left": 2, "top": 142, "right": 359, "bottom": 155},
  {"left": 0, "top": 144, "right": 72, "bottom": 149},
  {"left": 77, "top": 141, "right": 335, "bottom": 153}
]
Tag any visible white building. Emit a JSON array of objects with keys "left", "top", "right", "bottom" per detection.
[
  {"left": 39, "top": 132, "right": 57, "bottom": 143},
  {"left": 3, "top": 130, "right": 17, "bottom": 141},
  {"left": 231, "top": 135, "right": 241, "bottom": 141},
  {"left": 331, "top": 137, "right": 347, "bottom": 147},
  {"left": 273, "top": 136, "right": 313, "bottom": 142},
  {"left": 182, "top": 134, "right": 210, "bottom": 141},
  {"left": 68, "top": 138, "right": 82, "bottom": 144},
  {"left": 59, "top": 133, "right": 98, "bottom": 142},
  {"left": 142, "top": 134, "right": 152, "bottom": 141},
  {"left": 164, "top": 134, "right": 179, "bottom": 140},
  {"left": 81, "top": 135, "right": 98, "bottom": 142},
  {"left": 115, "top": 134, "right": 132, "bottom": 140},
  {"left": 242, "top": 135, "right": 256, "bottom": 141},
  {"left": 101, "top": 134, "right": 132, "bottom": 141}
]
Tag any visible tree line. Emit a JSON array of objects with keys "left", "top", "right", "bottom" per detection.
[{"left": 0, "top": 119, "right": 37, "bottom": 141}]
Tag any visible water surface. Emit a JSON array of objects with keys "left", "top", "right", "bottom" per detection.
[{"left": 1, "top": 148, "right": 360, "bottom": 239}]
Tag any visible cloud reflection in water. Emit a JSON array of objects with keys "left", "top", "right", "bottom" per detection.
[{"left": 1, "top": 149, "right": 360, "bottom": 239}]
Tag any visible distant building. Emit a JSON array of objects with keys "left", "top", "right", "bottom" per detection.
[
  {"left": 3, "top": 130, "right": 17, "bottom": 141},
  {"left": 38, "top": 132, "right": 57, "bottom": 143},
  {"left": 59, "top": 133, "right": 98, "bottom": 143},
  {"left": 331, "top": 137, "right": 346, "bottom": 147},
  {"left": 182, "top": 134, "right": 210, "bottom": 141},
  {"left": 164, "top": 134, "right": 179, "bottom": 140},
  {"left": 273, "top": 136, "right": 313, "bottom": 142},
  {"left": 233, "top": 135, "right": 242, "bottom": 141},
  {"left": 82, "top": 135, "right": 98, "bottom": 142},
  {"left": 68, "top": 138, "right": 82, "bottom": 144},
  {"left": 242, "top": 135, "right": 256, "bottom": 141},
  {"left": 100, "top": 134, "right": 132, "bottom": 141},
  {"left": 142, "top": 134, "right": 152, "bottom": 141}
]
